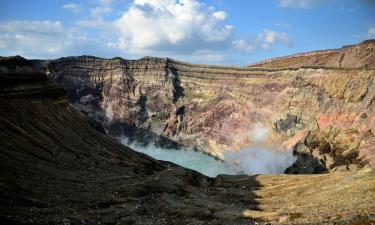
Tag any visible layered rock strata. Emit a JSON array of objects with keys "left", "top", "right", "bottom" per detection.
[
  {"left": 249, "top": 39, "right": 375, "bottom": 69},
  {"left": 43, "top": 40, "right": 375, "bottom": 173}
]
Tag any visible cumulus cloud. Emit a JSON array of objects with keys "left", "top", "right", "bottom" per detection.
[
  {"left": 278, "top": 0, "right": 324, "bottom": 9},
  {"left": 111, "top": 0, "right": 233, "bottom": 55}
]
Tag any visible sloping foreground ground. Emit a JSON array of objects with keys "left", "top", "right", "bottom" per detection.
[{"left": 1, "top": 57, "right": 375, "bottom": 224}]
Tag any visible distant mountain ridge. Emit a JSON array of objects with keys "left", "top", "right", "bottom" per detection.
[{"left": 248, "top": 39, "right": 375, "bottom": 69}]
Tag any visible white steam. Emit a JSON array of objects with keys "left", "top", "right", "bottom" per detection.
[
  {"left": 102, "top": 101, "right": 114, "bottom": 122},
  {"left": 250, "top": 123, "right": 269, "bottom": 142},
  {"left": 224, "top": 147, "right": 296, "bottom": 174},
  {"left": 224, "top": 123, "right": 297, "bottom": 174}
]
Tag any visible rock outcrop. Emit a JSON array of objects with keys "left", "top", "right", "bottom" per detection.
[
  {"left": 42, "top": 40, "right": 375, "bottom": 173},
  {"left": 1, "top": 56, "right": 375, "bottom": 224}
]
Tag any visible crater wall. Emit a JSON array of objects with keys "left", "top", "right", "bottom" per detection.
[{"left": 43, "top": 41, "right": 375, "bottom": 173}]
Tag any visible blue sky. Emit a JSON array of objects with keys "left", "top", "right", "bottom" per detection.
[{"left": 0, "top": 0, "right": 374, "bottom": 65}]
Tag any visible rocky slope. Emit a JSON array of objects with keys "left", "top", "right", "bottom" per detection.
[
  {"left": 249, "top": 39, "right": 375, "bottom": 69},
  {"left": 1, "top": 56, "right": 375, "bottom": 224},
  {"left": 42, "top": 40, "right": 375, "bottom": 173}
]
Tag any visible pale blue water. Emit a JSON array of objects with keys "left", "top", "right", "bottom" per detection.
[{"left": 119, "top": 138, "right": 236, "bottom": 177}]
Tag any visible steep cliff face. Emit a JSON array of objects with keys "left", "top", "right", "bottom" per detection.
[
  {"left": 1, "top": 56, "right": 375, "bottom": 224},
  {"left": 43, "top": 40, "right": 375, "bottom": 173}
]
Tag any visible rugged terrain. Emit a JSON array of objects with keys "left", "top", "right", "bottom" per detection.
[
  {"left": 40, "top": 40, "right": 375, "bottom": 173},
  {"left": 1, "top": 56, "right": 375, "bottom": 224},
  {"left": 249, "top": 39, "right": 375, "bottom": 69}
]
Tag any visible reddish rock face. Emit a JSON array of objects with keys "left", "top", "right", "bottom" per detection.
[{"left": 43, "top": 40, "right": 375, "bottom": 173}]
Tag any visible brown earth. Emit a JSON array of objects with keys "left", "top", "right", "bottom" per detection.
[
  {"left": 248, "top": 39, "right": 375, "bottom": 69},
  {"left": 1, "top": 56, "right": 375, "bottom": 224}
]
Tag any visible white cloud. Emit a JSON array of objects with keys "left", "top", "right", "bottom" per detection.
[
  {"left": 233, "top": 29, "right": 293, "bottom": 53},
  {"left": 89, "top": 0, "right": 113, "bottom": 18},
  {"left": 111, "top": 0, "right": 233, "bottom": 55},
  {"left": 0, "top": 20, "right": 101, "bottom": 58},
  {"left": 0, "top": 0, "right": 295, "bottom": 64},
  {"left": 63, "top": 2, "right": 81, "bottom": 13},
  {"left": 0, "top": 21, "right": 64, "bottom": 55},
  {"left": 259, "top": 29, "right": 293, "bottom": 47},
  {"left": 64, "top": 1, "right": 113, "bottom": 18},
  {"left": 278, "top": 0, "right": 324, "bottom": 9},
  {"left": 91, "top": 6, "right": 112, "bottom": 17},
  {"left": 75, "top": 19, "right": 110, "bottom": 29},
  {"left": 213, "top": 11, "right": 227, "bottom": 20},
  {"left": 232, "top": 39, "right": 256, "bottom": 53},
  {"left": 369, "top": 24, "right": 375, "bottom": 38}
]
